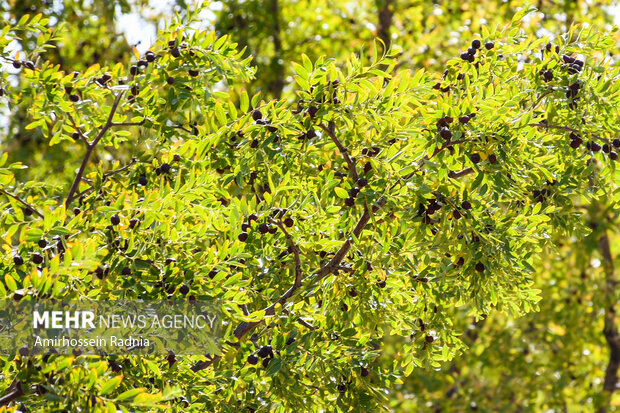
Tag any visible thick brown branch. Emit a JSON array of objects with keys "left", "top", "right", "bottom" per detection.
[
  {"left": 319, "top": 123, "right": 359, "bottom": 181},
  {"left": 65, "top": 91, "right": 125, "bottom": 207},
  {"left": 0, "top": 188, "right": 44, "bottom": 218}
]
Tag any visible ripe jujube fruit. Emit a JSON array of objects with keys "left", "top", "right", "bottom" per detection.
[
  {"left": 425, "top": 335, "right": 434, "bottom": 343},
  {"left": 129, "top": 218, "right": 140, "bottom": 229},
  {"left": 32, "top": 253, "right": 43, "bottom": 265},
  {"left": 179, "top": 285, "right": 190, "bottom": 295},
  {"left": 145, "top": 51, "right": 155, "bottom": 62},
  {"left": 13, "top": 255, "right": 24, "bottom": 266},
  {"left": 138, "top": 174, "right": 147, "bottom": 186},
  {"left": 485, "top": 41, "right": 494, "bottom": 50},
  {"left": 257, "top": 345, "right": 273, "bottom": 358},
  {"left": 284, "top": 217, "right": 294, "bottom": 227},
  {"left": 252, "top": 110, "right": 263, "bottom": 121},
  {"left": 357, "top": 178, "right": 368, "bottom": 187},
  {"left": 488, "top": 154, "right": 497, "bottom": 164},
  {"left": 170, "top": 47, "right": 180, "bottom": 58},
  {"left": 461, "top": 200, "right": 472, "bottom": 210},
  {"left": 439, "top": 128, "right": 452, "bottom": 140},
  {"left": 472, "top": 39, "right": 481, "bottom": 49},
  {"left": 38, "top": 239, "right": 47, "bottom": 248},
  {"left": 69, "top": 94, "right": 80, "bottom": 102},
  {"left": 121, "top": 266, "right": 131, "bottom": 276},
  {"left": 247, "top": 354, "right": 258, "bottom": 365},
  {"left": 613, "top": 139, "right": 620, "bottom": 148},
  {"left": 161, "top": 163, "right": 171, "bottom": 173},
  {"left": 188, "top": 69, "right": 199, "bottom": 77},
  {"left": 166, "top": 76, "right": 175, "bottom": 85},
  {"left": 238, "top": 232, "right": 248, "bottom": 242},
  {"left": 610, "top": 151, "right": 618, "bottom": 161},
  {"left": 469, "top": 153, "right": 481, "bottom": 164},
  {"left": 72, "top": 132, "right": 80, "bottom": 141},
  {"left": 258, "top": 223, "right": 269, "bottom": 234},
  {"left": 110, "top": 214, "right": 120, "bottom": 226},
  {"left": 475, "top": 262, "right": 485, "bottom": 272},
  {"left": 344, "top": 197, "right": 355, "bottom": 207}
]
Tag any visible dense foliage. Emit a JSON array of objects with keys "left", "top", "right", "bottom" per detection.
[{"left": 0, "top": 1, "right": 619, "bottom": 411}]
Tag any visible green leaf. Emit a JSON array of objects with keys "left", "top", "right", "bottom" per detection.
[
  {"left": 100, "top": 375, "right": 123, "bottom": 395},
  {"left": 334, "top": 187, "right": 348, "bottom": 199}
]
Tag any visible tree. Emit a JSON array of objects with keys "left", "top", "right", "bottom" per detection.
[{"left": 0, "top": 1, "right": 619, "bottom": 411}]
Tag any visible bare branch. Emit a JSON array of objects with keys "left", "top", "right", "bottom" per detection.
[
  {"left": 65, "top": 91, "right": 125, "bottom": 207},
  {"left": 0, "top": 188, "right": 44, "bottom": 218},
  {"left": 318, "top": 122, "right": 359, "bottom": 181}
]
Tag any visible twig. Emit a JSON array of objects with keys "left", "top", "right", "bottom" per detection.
[
  {"left": 65, "top": 112, "right": 89, "bottom": 146},
  {"left": 0, "top": 380, "right": 23, "bottom": 407},
  {"left": 448, "top": 167, "right": 475, "bottom": 179},
  {"left": 111, "top": 119, "right": 145, "bottom": 127},
  {"left": 103, "top": 158, "right": 137, "bottom": 179},
  {"left": 529, "top": 123, "right": 610, "bottom": 145},
  {"left": 270, "top": 218, "right": 303, "bottom": 286},
  {"left": 0, "top": 188, "right": 44, "bottom": 218},
  {"left": 65, "top": 91, "right": 125, "bottom": 207},
  {"left": 318, "top": 123, "right": 359, "bottom": 181},
  {"left": 72, "top": 159, "right": 137, "bottom": 200}
]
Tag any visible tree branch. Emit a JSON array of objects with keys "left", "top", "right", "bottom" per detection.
[
  {"left": 318, "top": 122, "right": 359, "bottom": 181},
  {"left": 0, "top": 188, "right": 44, "bottom": 218},
  {"left": 529, "top": 123, "right": 610, "bottom": 145},
  {"left": 65, "top": 91, "right": 125, "bottom": 207},
  {"left": 448, "top": 167, "right": 475, "bottom": 179},
  {"left": 270, "top": 218, "right": 303, "bottom": 286},
  {"left": 0, "top": 380, "right": 23, "bottom": 407},
  {"left": 65, "top": 112, "right": 89, "bottom": 146},
  {"left": 110, "top": 119, "right": 145, "bottom": 127},
  {"left": 192, "top": 196, "right": 388, "bottom": 372}
]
